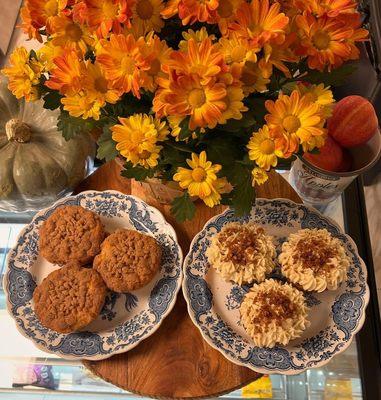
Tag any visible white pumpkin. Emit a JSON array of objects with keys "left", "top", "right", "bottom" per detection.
[{"left": 0, "top": 79, "right": 95, "bottom": 212}]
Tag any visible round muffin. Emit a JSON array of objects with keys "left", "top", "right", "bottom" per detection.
[
  {"left": 240, "top": 279, "right": 309, "bottom": 348},
  {"left": 206, "top": 222, "right": 276, "bottom": 285},
  {"left": 33, "top": 264, "right": 107, "bottom": 333},
  {"left": 93, "top": 229, "right": 161, "bottom": 292},
  {"left": 39, "top": 205, "right": 106, "bottom": 266},
  {"left": 279, "top": 228, "right": 350, "bottom": 292}
]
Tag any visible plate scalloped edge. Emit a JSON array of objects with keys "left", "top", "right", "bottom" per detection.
[
  {"left": 3, "top": 190, "right": 183, "bottom": 360},
  {"left": 182, "top": 197, "right": 370, "bottom": 375}
]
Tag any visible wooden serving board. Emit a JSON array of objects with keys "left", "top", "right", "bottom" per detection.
[{"left": 76, "top": 161, "right": 301, "bottom": 399}]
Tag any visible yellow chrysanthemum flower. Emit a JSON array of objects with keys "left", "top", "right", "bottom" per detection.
[
  {"left": 61, "top": 93, "right": 102, "bottom": 120},
  {"left": 37, "top": 41, "right": 65, "bottom": 71},
  {"left": 247, "top": 125, "right": 281, "bottom": 170},
  {"left": 111, "top": 114, "right": 167, "bottom": 168},
  {"left": 203, "top": 177, "right": 227, "bottom": 207},
  {"left": 218, "top": 34, "right": 259, "bottom": 66},
  {"left": 173, "top": 151, "right": 222, "bottom": 206},
  {"left": 301, "top": 134, "right": 327, "bottom": 152},
  {"left": 178, "top": 27, "right": 215, "bottom": 51},
  {"left": 49, "top": 15, "right": 94, "bottom": 55},
  {"left": 252, "top": 167, "right": 269, "bottom": 185},
  {"left": 2, "top": 47, "right": 43, "bottom": 101},
  {"left": 265, "top": 90, "right": 326, "bottom": 145},
  {"left": 168, "top": 115, "right": 183, "bottom": 138},
  {"left": 218, "top": 86, "right": 248, "bottom": 125},
  {"left": 240, "top": 62, "right": 270, "bottom": 95},
  {"left": 128, "top": 0, "right": 165, "bottom": 37},
  {"left": 296, "top": 83, "right": 335, "bottom": 117}
]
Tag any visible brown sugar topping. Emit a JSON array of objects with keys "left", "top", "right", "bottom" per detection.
[
  {"left": 219, "top": 225, "right": 263, "bottom": 265},
  {"left": 252, "top": 289, "right": 297, "bottom": 326},
  {"left": 295, "top": 237, "right": 337, "bottom": 274}
]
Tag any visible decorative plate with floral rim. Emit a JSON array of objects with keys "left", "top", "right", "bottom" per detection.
[
  {"left": 182, "top": 198, "right": 369, "bottom": 375},
  {"left": 4, "top": 190, "right": 183, "bottom": 360}
]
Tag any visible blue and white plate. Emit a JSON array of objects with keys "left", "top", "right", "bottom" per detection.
[
  {"left": 4, "top": 190, "right": 183, "bottom": 360},
  {"left": 183, "top": 198, "right": 369, "bottom": 375}
]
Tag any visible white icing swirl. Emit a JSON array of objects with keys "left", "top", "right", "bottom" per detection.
[
  {"left": 206, "top": 222, "right": 276, "bottom": 285},
  {"left": 240, "top": 279, "right": 309, "bottom": 348},
  {"left": 279, "top": 228, "right": 350, "bottom": 292}
]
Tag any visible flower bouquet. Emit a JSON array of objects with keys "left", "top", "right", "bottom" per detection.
[{"left": 2, "top": 0, "right": 368, "bottom": 221}]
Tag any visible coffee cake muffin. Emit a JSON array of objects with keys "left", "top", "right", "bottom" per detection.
[
  {"left": 39, "top": 205, "right": 106, "bottom": 266},
  {"left": 206, "top": 222, "right": 276, "bottom": 285},
  {"left": 93, "top": 229, "right": 161, "bottom": 292},
  {"left": 33, "top": 264, "right": 107, "bottom": 333},
  {"left": 279, "top": 228, "right": 350, "bottom": 292},
  {"left": 240, "top": 279, "right": 309, "bottom": 348}
]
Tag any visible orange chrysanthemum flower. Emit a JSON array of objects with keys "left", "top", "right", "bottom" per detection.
[
  {"left": 304, "top": 0, "right": 358, "bottom": 17},
  {"left": 80, "top": 0, "right": 132, "bottom": 38},
  {"left": 295, "top": 12, "right": 367, "bottom": 71},
  {"left": 153, "top": 75, "right": 226, "bottom": 130},
  {"left": 168, "top": 38, "right": 227, "bottom": 85},
  {"left": 49, "top": 15, "right": 94, "bottom": 54},
  {"left": 96, "top": 33, "right": 149, "bottom": 98},
  {"left": 20, "top": 0, "right": 68, "bottom": 36},
  {"left": 127, "top": 0, "right": 165, "bottom": 37},
  {"left": 161, "top": 0, "right": 180, "bottom": 19},
  {"left": 240, "top": 61, "right": 270, "bottom": 95},
  {"left": 218, "top": 33, "right": 259, "bottom": 66},
  {"left": 342, "top": 13, "right": 369, "bottom": 60},
  {"left": 258, "top": 33, "right": 299, "bottom": 78},
  {"left": 19, "top": 4, "right": 42, "bottom": 42},
  {"left": 265, "top": 90, "right": 325, "bottom": 146},
  {"left": 140, "top": 34, "right": 172, "bottom": 92},
  {"left": 45, "top": 50, "right": 83, "bottom": 95},
  {"left": 178, "top": 0, "right": 219, "bottom": 25},
  {"left": 229, "top": 0, "right": 289, "bottom": 46},
  {"left": 216, "top": 0, "right": 244, "bottom": 35}
]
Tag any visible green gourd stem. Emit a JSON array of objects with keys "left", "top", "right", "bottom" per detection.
[{"left": 5, "top": 118, "right": 32, "bottom": 143}]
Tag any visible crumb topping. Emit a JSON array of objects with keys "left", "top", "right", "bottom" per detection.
[
  {"left": 252, "top": 289, "right": 297, "bottom": 326},
  {"left": 295, "top": 237, "right": 338, "bottom": 274},
  {"left": 219, "top": 225, "right": 264, "bottom": 265}
]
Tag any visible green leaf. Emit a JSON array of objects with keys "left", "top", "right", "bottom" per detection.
[
  {"left": 281, "top": 81, "right": 297, "bottom": 95},
  {"left": 224, "top": 163, "right": 256, "bottom": 216},
  {"left": 308, "top": 147, "right": 321, "bottom": 155},
  {"left": 43, "top": 91, "right": 63, "bottom": 110},
  {"left": 121, "top": 162, "right": 156, "bottom": 181},
  {"left": 301, "top": 63, "right": 357, "bottom": 87},
  {"left": 170, "top": 193, "right": 196, "bottom": 222},
  {"left": 57, "top": 111, "right": 100, "bottom": 141},
  {"left": 102, "top": 93, "right": 151, "bottom": 118},
  {"left": 96, "top": 126, "right": 118, "bottom": 161},
  {"left": 178, "top": 116, "right": 193, "bottom": 140},
  {"left": 29, "top": 49, "right": 38, "bottom": 61},
  {"left": 220, "top": 113, "right": 256, "bottom": 133}
]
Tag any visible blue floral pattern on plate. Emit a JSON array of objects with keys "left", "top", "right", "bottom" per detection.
[
  {"left": 4, "top": 190, "right": 183, "bottom": 360},
  {"left": 182, "top": 198, "right": 369, "bottom": 375}
]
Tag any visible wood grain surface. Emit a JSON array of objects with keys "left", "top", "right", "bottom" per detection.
[{"left": 78, "top": 161, "right": 301, "bottom": 399}]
